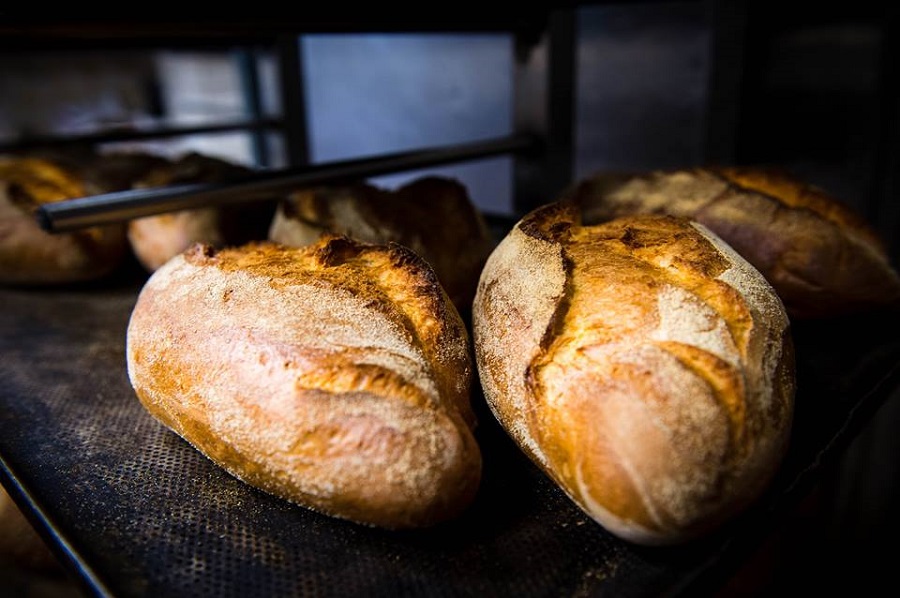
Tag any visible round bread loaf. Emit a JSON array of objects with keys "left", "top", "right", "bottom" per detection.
[
  {"left": 473, "top": 204, "right": 795, "bottom": 545},
  {"left": 561, "top": 166, "right": 900, "bottom": 319},
  {"left": 268, "top": 176, "right": 494, "bottom": 313},
  {"left": 127, "top": 152, "right": 276, "bottom": 272},
  {"left": 0, "top": 156, "right": 128, "bottom": 285},
  {"left": 126, "top": 235, "right": 482, "bottom": 529}
]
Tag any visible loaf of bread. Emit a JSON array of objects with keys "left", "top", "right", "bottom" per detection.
[
  {"left": 84, "top": 150, "right": 172, "bottom": 192},
  {"left": 19, "top": 148, "right": 171, "bottom": 193},
  {"left": 561, "top": 166, "right": 900, "bottom": 318},
  {"left": 268, "top": 176, "right": 494, "bottom": 313},
  {"left": 126, "top": 235, "right": 482, "bottom": 529},
  {"left": 473, "top": 204, "right": 795, "bottom": 545},
  {"left": 0, "top": 156, "right": 129, "bottom": 285},
  {"left": 127, "top": 152, "right": 277, "bottom": 272}
]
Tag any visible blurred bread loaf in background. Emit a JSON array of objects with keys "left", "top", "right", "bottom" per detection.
[
  {"left": 269, "top": 176, "right": 494, "bottom": 313},
  {"left": 562, "top": 166, "right": 900, "bottom": 319},
  {"left": 126, "top": 152, "right": 277, "bottom": 272},
  {"left": 0, "top": 155, "right": 130, "bottom": 285}
]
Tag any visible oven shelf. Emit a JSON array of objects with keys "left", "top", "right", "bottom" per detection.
[{"left": 1, "top": 253, "right": 898, "bottom": 598}]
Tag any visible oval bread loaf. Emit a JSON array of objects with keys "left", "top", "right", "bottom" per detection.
[
  {"left": 127, "top": 152, "right": 277, "bottom": 272},
  {"left": 473, "top": 205, "right": 795, "bottom": 545},
  {"left": 126, "top": 235, "right": 482, "bottom": 529},
  {"left": 0, "top": 156, "right": 128, "bottom": 285},
  {"left": 562, "top": 166, "right": 900, "bottom": 319},
  {"left": 268, "top": 176, "right": 494, "bottom": 314}
]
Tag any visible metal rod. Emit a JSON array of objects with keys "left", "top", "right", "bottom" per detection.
[
  {"left": 277, "top": 34, "right": 311, "bottom": 168},
  {"left": 513, "top": 9, "right": 575, "bottom": 214},
  {"left": 37, "top": 134, "right": 540, "bottom": 233},
  {"left": 235, "top": 47, "right": 271, "bottom": 168}
]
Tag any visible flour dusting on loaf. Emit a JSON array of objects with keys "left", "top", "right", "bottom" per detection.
[
  {"left": 474, "top": 205, "right": 795, "bottom": 545},
  {"left": 471, "top": 203, "right": 568, "bottom": 468},
  {"left": 127, "top": 236, "right": 481, "bottom": 529}
]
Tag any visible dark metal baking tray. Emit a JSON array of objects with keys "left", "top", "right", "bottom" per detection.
[{"left": 1, "top": 260, "right": 898, "bottom": 598}]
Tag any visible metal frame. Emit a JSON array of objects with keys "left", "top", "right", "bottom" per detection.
[
  {"left": 513, "top": 8, "right": 577, "bottom": 213},
  {"left": 37, "top": 134, "right": 538, "bottom": 232},
  {"left": 9, "top": 18, "right": 562, "bottom": 230}
]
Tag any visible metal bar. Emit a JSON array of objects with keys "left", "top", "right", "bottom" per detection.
[
  {"left": 513, "top": 9, "right": 576, "bottom": 214},
  {"left": 235, "top": 48, "right": 271, "bottom": 168},
  {"left": 0, "top": 15, "right": 552, "bottom": 44},
  {"left": 276, "top": 35, "right": 311, "bottom": 167},
  {"left": 0, "top": 118, "right": 284, "bottom": 154},
  {"left": 37, "top": 134, "right": 540, "bottom": 233}
]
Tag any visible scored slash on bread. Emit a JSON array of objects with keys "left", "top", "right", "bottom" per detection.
[
  {"left": 473, "top": 205, "right": 795, "bottom": 545},
  {"left": 126, "top": 234, "right": 482, "bottom": 529}
]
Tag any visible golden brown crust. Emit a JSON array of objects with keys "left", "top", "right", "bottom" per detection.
[
  {"left": 127, "top": 153, "right": 276, "bottom": 272},
  {"left": 473, "top": 208, "right": 794, "bottom": 545},
  {"left": 0, "top": 156, "right": 128, "bottom": 285},
  {"left": 126, "top": 235, "right": 481, "bottom": 529},
  {"left": 563, "top": 166, "right": 900, "bottom": 318},
  {"left": 268, "top": 176, "right": 494, "bottom": 312}
]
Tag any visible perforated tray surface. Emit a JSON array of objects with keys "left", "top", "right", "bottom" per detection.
[{"left": 1, "top": 265, "right": 899, "bottom": 598}]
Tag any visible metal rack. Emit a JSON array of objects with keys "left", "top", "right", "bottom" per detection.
[
  {"left": 1, "top": 253, "right": 897, "bottom": 598},
  {"left": 0, "top": 10, "right": 576, "bottom": 224},
  {"left": 2, "top": 6, "right": 899, "bottom": 597}
]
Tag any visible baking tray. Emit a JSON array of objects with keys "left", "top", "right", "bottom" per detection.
[{"left": 1, "top": 258, "right": 899, "bottom": 598}]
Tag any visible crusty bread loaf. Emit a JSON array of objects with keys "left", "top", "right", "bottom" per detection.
[
  {"left": 126, "top": 235, "right": 482, "bottom": 529},
  {"left": 127, "top": 152, "right": 276, "bottom": 272},
  {"left": 0, "top": 156, "right": 128, "bottom": 285},
  {"left": 561, "top": 166, "right": 900, "bottom": 319},
  {"left": 268, "top": 176, "right": 494, "bottom": 313},
  {"left": 473, "top": 205, "right": 795, "bottom": 545},
  {"left": 84, "top": 150, "right": 172, "bottom": 192}
]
